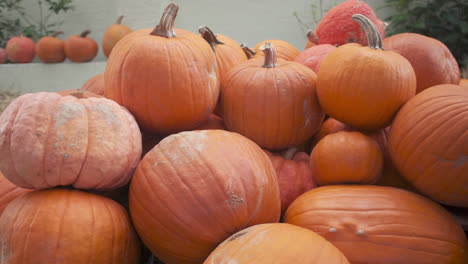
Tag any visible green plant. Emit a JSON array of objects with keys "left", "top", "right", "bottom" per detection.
[
  {"left": 382, "top": 0, "right": 468, "bottom": 68},
  {"left": 0, "top": 0, "right": 74, "bottom": 47}
]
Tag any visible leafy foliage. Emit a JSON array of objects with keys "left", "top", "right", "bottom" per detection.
[
  {"left": 0, "top": 0, "right": 74, "bottom": 47},
  {"left": 382, "top": 0, "right": 468, "bottom": 68}
]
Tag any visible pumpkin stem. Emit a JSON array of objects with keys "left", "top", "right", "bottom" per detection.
[
  {"left": 352, "top": 14, "right": 383, "bottom": 50},
  {"left": 261, "top": 43, "right": 279, "bottom": 68},
  {"left": 151, "top": 2, "right": 179, "bottom": 38},
  {"left": 51, "top": 31, "right": 64, "bottom": 38},
  {"left": 306, "top": 30, "right": 319, "bottom": 44},
  {"left": 69, "top": 90, "right": 86, "bottom": 99},
  {"left": 80, "top": 30, "right": 91, "bottom": 38},
  {"left": 199, "top": 26, "right": 224, "bottom": 51},
  {"left": 281, "top": 147, "right": 298, "bottom": 160},
  {"left": 116, "top": 15, "right": 124, "bottom": 24},
  {"left": 240, "top": 43, "right": 256, "bottom": 59}
]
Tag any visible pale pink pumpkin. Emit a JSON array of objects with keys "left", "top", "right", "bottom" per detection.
[
  {"left": 294, "top": 44, "right": 337, "bottom": 73},
  {"left": 0, "top": 92, "right": 142, "bottom": 190}
]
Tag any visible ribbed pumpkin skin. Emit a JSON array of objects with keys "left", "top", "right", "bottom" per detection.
[
  {"left": 129, "top": 130, "right": 281, "bottom": 264},
  {"left": 383, "top": 33, "right": 460, "bottom": 93},
  {"left": 36, "top": 36, "right": 65, "bottom": 63},
  {"left": 294, "top": 44, "right": 336, "bottom": 73},
  {"left": 0, "top": 92, "right": 142, "bottom": 190},
  {"left": 105, "top": 28, "right": 219, "bottom": 135},
  {"left": 253, "top": 40, "right": 300, "bottom": 61},
  {"left": 0, "top": 189, "right": 141, "bottom": 264},
  {"left": 222, "top": 58, "right": 324, "bottom": 150},
  {"left": 389, "top": 85, "right": 468, "bottom": 207},
  {"left": 317, "top": 44, "right": 416, "bottom": 130},
  {"left": 285, "top": 185, "right": 468, "bottom": 264},
  {"left": 81, "top": 73, "right": 105, "bottom": 96},
  {"left": 0, "top": 171, "right": 31, "bottom": 215},
  {"left": 204, "top": 223, "right": 350, "bottom": 264}
]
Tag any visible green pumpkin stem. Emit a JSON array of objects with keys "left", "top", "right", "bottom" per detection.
[
  {"left": 240, "top": 43, "right": 256, "bottom": 59},
  {"left": 199, "top": 26, "right": 224, "bottom": 51},
  {"left": 116, "top": 15, "right": 124, "bottom": 25},
  {"left": 151, "top": 2, "right": 179, "bottom": 38},
  {"left": 80, "top": 30, "right": 91, "bottom": 38},
  {"left": 352, "top": 14, "right": 383, "bottom": 50},
  {"left": 261, "top": 42, "right": 279, "bottom": 68}
]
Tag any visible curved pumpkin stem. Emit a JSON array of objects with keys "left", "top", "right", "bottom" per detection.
[
  {"left": 151, "top": 2, "right": 179, "bottom": 38},
  {"left": 80, "top": 30, "right": 91, "bottom": 38},
  {"left": 116, "top": 15, "right": 124, "bottom": 25},
  {"left": 352, "top": 14, "right": 383, "bottom": 50},
  {"left": 240, "top": 43, "right": 256, "bottom": 59},
  {"left": 199, "top": 26, "right": 224, "bottom": 51},
  {"left": 306, "top": 30, "right": 319, "bottom": 44},
  {"left": 261, "top": 43, "right": 279, "bottom": 68},
  {"left": 51, "top": 31, "right": 64, "bottom": 38}
]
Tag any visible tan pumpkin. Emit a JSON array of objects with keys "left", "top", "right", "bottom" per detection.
[
  {"left": 285, "top": 185, "right": 468, "bottom": 264},
  {"left": 0, "top": 92, "right": 142, "bottom": 190},
  {"left": 0, "top": 188, "right": 141, "bottom": 263},
  {"left": 0, "top": 171, "right": 32, "bottom": 215},
  {"left": 389, "top": 84, "right": 468, "bottom": 207},
  {"left": 204, "top": 223, "right": 350, "bottom": 264},
  {"left": 253, "top": 39, "right": 300, "bottom": 61},
  {"left": 129, "top": 130, "right": 280, "bottom": 264},
  {"left": 222, "top": 43, "right": 324, "bottom": 150}
]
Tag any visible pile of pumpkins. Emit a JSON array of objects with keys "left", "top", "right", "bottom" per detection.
[
  {"left": 0, "top": 0, "right": 467, "bottom": 263},
  {"left": 0, "top": 16, "right": 132, "bottom": 64}
]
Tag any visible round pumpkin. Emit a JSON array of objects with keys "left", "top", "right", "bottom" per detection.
[
  {"left": 294, "top": 44, "right": 336, "bottom": 74},
  {"left": 311, "top": 131, "right": 383, "bottom": 185},
  {"left": 222, "top": 43, "right": 324, "bottom": 150},
  {"left": 0, "top": 171, "right": 31, "bottom": 215},
  {"left": 304, "top": 29, "right": 319, "bottom": 49},
  {"left": 285, "top": 185, "right": 468, "bottom": 264},
  {"left": 204, "top": 223, "right": 350, "bottom": 264},
  {"left": 0, "top": 48, "right": 6, "bottom": 63},
  {"left": 105, "top": 3, "right": 219, "bottom": 135},
  {"left": 389, "top": 84, "right": 468, "bottom": 207},
  {"left": 6, "top": 35, "right": 35, "bottom": 63},
  {"left": 0, "top": 92, "right": 142, "bottom": 190},
  {"left": 64, "top": 30, "right": 98, "bottom": 62},
  {"left": 129, "top": 130, "right": 281, "bottom": 264},
  {"left": 315, "top": 0, "right": 385, "bottom": 46},
  {"left": 253, "top": 39, "right": 300, "bottom": 61},
  {"left": 0, "top": 188, "right": 141, "bottom": 263},
  {"left": 383, "top": 33, "right": 460, "bottom": 93},
  {"left": 102, "top": 15, "right": 133, "bottom": 58},
  {"left": 264, "top": 148, "right": 316, "bottom": 215},
  {"left": 36, "top": 31, "right": 66, "bottom": 63},
  {"left": 317, "top": 14, "right": 416, "bottom": 130},
  {"left": 81, "top": 73, "right": 105, "bottom": 96},
  {"left": 311, "top": 117, "right": 352, "bottom": 146}
]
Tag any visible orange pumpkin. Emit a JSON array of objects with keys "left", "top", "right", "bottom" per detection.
[
  {"left": 311, "top": 131, "right": 383, "bottom": 185},
  {"left": 253, "top": 39, "right": 300, "bottom": 61},
  {"left": 204, "top": 223, "right": 350, "bottom": 264},
  {"left": 311, "top": 117, "right": 352, "bottom": 146},
  {"left": 264, "top": 149, "right": 316, "bottom": 215},
  {"left": 222, "top": 43, "right": 324, "bottom": 150},
  {"left": 389, "top": 84, "right": 468, "bottom": 207},
  {"left": 105, "top": 3, "right": 219, "bottom": 135},
  {"left": 0, "top": 92, "right": 142, "bottom": 190},
  {"left": 64, "top": 30, "right": 98, "bottom": 62},
  {"left": 285, "top": 185, "right": 468, "bottom": 264},
  {"left": 6, "top": 35, "right": 35, "bottom": 63},
  {"left": 129, "top": 130, "right": 280, "bottom": 264},
  {"left": 294, "top": 44, "right": 336, "bottom": 74},
  {"left": 103, "top": 15, "right": 133, "bottom": 58},
  {"left": 383, "top": 33, "right": 460, "bottom": 93},
  {"left": 0, "top": 189, "right": 141, "bottom": 263},
  {"left": 0, "top": 171, "right": 31, "bottom": 215},
  {"left": 304, "top": 29, "right": 319, "bottom": 49},
  {"left": 81, "top": 73, "right": 105, "bottom": 96},
  {"left": 317, "top": 14, "right": 416, "bottom": 130},
  {"left": 36, "top": 31, "right": 66, "bottom": 63}
]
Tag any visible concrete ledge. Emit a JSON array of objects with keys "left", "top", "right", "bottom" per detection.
[{"left": 0, "top": 62, "right": 106, "bottom": 93}]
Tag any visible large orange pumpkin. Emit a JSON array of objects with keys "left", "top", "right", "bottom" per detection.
[
  {"left": 129, "top": 130, "right": 280, "bottom": 264},
  {"left": 105, "top": 3, "right": 219, "bottom": 135},
  {"left": 253, "top": 39, "right": 300, "bottom": 61},
  {"left": 389, "top": 84, "right": 468, "bottom": 207},
  {"left": 204, "top": 223, "right": 350, "bottom": 264},
  {"left": 0, "top": 92, "right": 142, "bottom": 190},
  {"left": 102, "top": 15, "right": 133, "bottom": 58},
  {"left": 285, "top": 185, "right": 468, "bottom": 264},
  {"left": 35, "top": 31, "right": 66, "bottom": 63},
  {"left": 0, "top": 171, "right": 31, "bottom": 215},
  {"left": 81, "top": 73, "right": 105, "bottom": 96},
  {"left": 317, "top": 14, "right": 416, "bottom": 130},
  {"left": 0, "top": 189, "right": 141, "bottom": 263},
  {"left": 383, "top": 33, "right": 460, "bottom": 93},
  {"left": 64, "top": 30, "right": 98, "bottom": 62},
  {"left": 222, "top": 43, "right": 324, "bottom": 150}
]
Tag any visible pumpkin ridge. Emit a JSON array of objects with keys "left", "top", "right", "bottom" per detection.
[
  {"left": 51, "top": 191, "right": 70, "bottom": 262},
  {"left": 4, "top": 193, "right": 28, "bottom": 259},
  {"left": 71, "top": 100, "right": 91, "bottom": 188}
]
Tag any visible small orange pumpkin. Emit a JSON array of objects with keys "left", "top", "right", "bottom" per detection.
[
  {"left": 64, "top": 30, "right": 98, "bottom": 62},
  {"left": 81, "top": 73, "right": 105, "bottom": 96},
  {"left": 102, "top": 16, "right": 133, "bottom": 58},
  {"left": 253, "top": 39, "right": 300, "bottom": 61},
  {"left": 317, "top": 14, "right": 416, "bottom": 130},
  {"left": 36, "top": 31, "right": 66, "bottom": 63}
]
